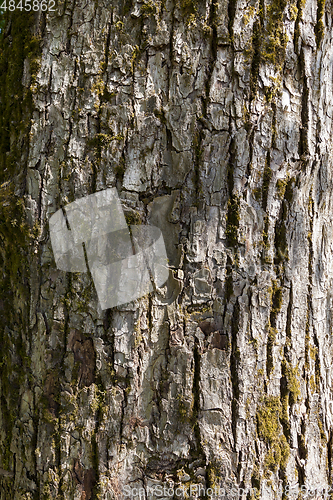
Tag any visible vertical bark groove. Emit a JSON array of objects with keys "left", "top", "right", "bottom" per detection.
[{"left": 1, "top": 0, "right": 333, "bottom": 498}]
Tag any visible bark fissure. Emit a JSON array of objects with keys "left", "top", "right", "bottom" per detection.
[{"left": 2, "top": 1, "right": 333, "bottom": 497}]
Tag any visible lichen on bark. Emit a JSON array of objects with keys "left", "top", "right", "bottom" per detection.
[{"left": 1, "top": 0, "right": 333, "bottom": 498}]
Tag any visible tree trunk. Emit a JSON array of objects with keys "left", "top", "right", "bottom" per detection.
[{"left": 1, "top": 0, "right": 333, "bottom": 498}]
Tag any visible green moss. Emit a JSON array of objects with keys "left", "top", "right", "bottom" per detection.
[
  {"left": 271, "top": 280, "right": 283, "bottom": 317},
  {"left": 294, "top": 0, "right": 306, "bottom": 53},
  {"left": 251, "top": 466, "right": 261, "bottom": 499},
  {"left": 0, "top": 188, "right": 31, "bottom": 471},
  {"left": 314, "top": 0, "right": 326, "bottom": 48},
  {"left": 249, "top": 0, "right": 288, "bottom": 97},
  {"left": 276, "top": 178, "right": 288, "bottom": 199},
  {"left": 141, "top": 0, "right": 157, "bottom": 16},
  {"left": 317, "top": 415, "right": 326, "bottom": 444},
  {"left": 262, "top": 0, "right": 288, "bottom": 67},
  {"left": 225, "top": 193, "right": 240, "bottom": 248},
  {"left": 0, "top": 11, "right": 41, "bottom": 476},
  {"left": 243, "top": 5, "right": 256, "bottom": 26},
  {"left": 264, "top": 78, "right": 282, "bottom": 103},
  {"left": 124, "top": 210, "right": 142, "bottom": 226},
  {"left": 264, "top": 435, "right": 289, "bottom": 472},
  {"left": 0, "top": 12, "right": 40, "bottom": 181},
  {"left": 177, "top": 394, "right": 192, "bottom": 423},
  {"left": 289, "top": 2, "right": 298, "bottom": 20},
  {"left": 0, "top": 183, "right": 30, "bottom": 268},
  {"left": 224, "top": 257, "right": 233, "bottom": 300},
  {"left": 207, "top": 462, "right": 222, "bottom": 490},
  {"left": 122, "top": 0, "right": 132, "bottom": 16},
  {"left": 282, "top": 359, "right": 301, "bottom": 405},
  {"left": 130, "top": 45, "right": 141, "bottom": 71},
  {"left": 274, "top": 204, "right": 288, "bottom": 269},
  {"left": 88, "top": 132, "right": 124, "bottom": 167},
  {"left": 153, "top": 108, "right": 167, "bottom": 124},
  {"left": 71, "top": 274, "right": 95, "bottom": 313},
  {"left": 91, "top": 133, "right": 124, "bottom": 147},
  {"left": 262, "top": 214, "right": 270, "bottom": 251},
  {"left": 178, "top": 0, "right": 198, "bottom": 17},
  {"left": 256, "top": 396, "right": 290, "bottom": 473},
  {"left": 114, "top": 20, "right": 124, "bottom": 31},
  {"left": 285, "top": 177, "right": 295, "bottom": 203}
]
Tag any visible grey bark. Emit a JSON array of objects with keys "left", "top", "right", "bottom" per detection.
[{"left": 1, "top": 0, "right": 333, "bottom": 498}]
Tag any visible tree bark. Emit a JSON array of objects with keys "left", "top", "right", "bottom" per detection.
[{"left": 1, "top": 0, "right": 333, "bottom": 498}]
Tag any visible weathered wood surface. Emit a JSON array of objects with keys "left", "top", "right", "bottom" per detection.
[{"left": 1, "top": 0, "right": 333, "bottom": 498}]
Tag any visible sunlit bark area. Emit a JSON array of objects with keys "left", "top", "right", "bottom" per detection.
[{"left": 1, "top": 0, "right": 333, "bottom": 498}]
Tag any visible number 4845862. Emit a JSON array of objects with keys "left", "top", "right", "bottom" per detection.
[{"left": 0, "top": 0, "right": 55, "bottom": 10}]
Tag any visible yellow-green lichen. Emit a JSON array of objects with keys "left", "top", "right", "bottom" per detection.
[
  {"left": 225, "top": 193, "right": 240, "bottom": 248},
  {"left": 243, "top": 5, "right": 256, "bottom": 26},
  {"left": 176, "top": 393, "right": 192, "bottom": 423},
  {"left": 256, "top": 396, "right": 290, "bottom": 473},
  {"left": 124, "top": 210, "right": 142, "bottom": 226},
  {"left": 249, "top": 0, "right": 288, "bottom": 98},
  {"left": 178, "top": 0, "right": 198, "bottom": 18},
  {"left": 294, "top": 0, "right": 306, "bottom": 53},
  {"left": 289, "top": 2, "right": 298, "bottom": 20},
  {"left": 262, "top": 214, "right": 270, "bottom": 255},
  {"left": 282, "top": 359, "right": 301, "bottom": 404},
  {"left": 141, "top": 0, "right": 157, "bottom": 16},
  {"left": 261, "top": 0, "right": 288, "bottom": 68},
  {"left": 276, "top": 178, "right": 288, "bottom": 199},
  {"left": 314, "top": 0, "right": 326, "bottom": 48},
  {"left": 207, "top": 462, "right": 223, "bottom": 490}
]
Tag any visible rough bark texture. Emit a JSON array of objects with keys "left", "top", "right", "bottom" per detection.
[{"left": 1, "top": 0, "right": 333, "bottom": 498}]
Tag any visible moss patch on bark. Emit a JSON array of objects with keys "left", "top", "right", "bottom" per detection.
[
  {"left": 256, "top": 396, "right": 290, "bottom": 473},
  {"left": 0, "top": 9, "right": 41, "bottom": 478}
]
